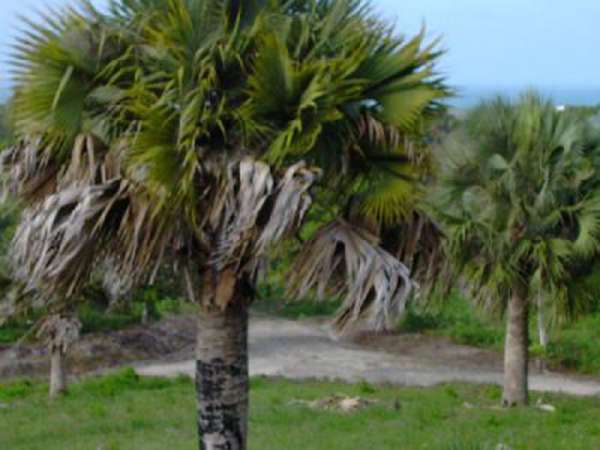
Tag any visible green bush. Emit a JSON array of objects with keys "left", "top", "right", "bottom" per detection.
[
  {"left": 398, "top": 294, "right": 504, "bottom": 348},
  {"left": 78, "top": 304, "right": 141, "bottom": 334},
  {"left": 398, "top": 308, "right": 442, "bottom": 333},
  {"left": 0, "top": 292, "right": 186, "bottom": 345},
  {"left": 0, "top": 320, "right": 31, "bottom": 344},
  {"left": 155, "top": 297, "right": 182, "bottom": 315},
  {"left": 253, "top": 294, "right": 341, "bottom": 319},
  {"left": 447, "top": 321, "right": 503, "bottom": 347},
  {"left": 546, "top": 314, "right": 600, "bottom": 374}
]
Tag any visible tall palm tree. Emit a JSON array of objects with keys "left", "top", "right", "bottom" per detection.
[
  {"left": 432, "top": 93, "right": 600, "bottom": 406},
  {"left": 4, "top": 0, "right": 448, "bottom": 447}
]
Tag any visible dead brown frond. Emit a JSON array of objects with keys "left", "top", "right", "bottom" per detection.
[
  {"left": 212, "top": 158, "right": 320, "bottom": 273},
  {"left": 7, "top": 151, "right": 321, "bottom": 309},
  {"left": 357, "top": 113, "right": 401, "bottom": 151},
  {"left": 60, "top": 134, "right": 120, "bottom": 187},
  {"left": 1, "top": 141, "right": 58, "bottom": 202},
  {"left": 288, "top": 220, "right": 413, "bottom": 332},
  {"left": 254, "top": 161, "right": 321, "bottom": 255},
  {"left": 384, "top": 211, "right": 446, "bottom": 299},
  {"left": 100, "top": 256, "right": 134, "bottom": 306},
  {"left": 11, "top": 180, "right": 130, "bottom": 297},
  {"left": 212, "top": 158, "right": 275, "bottom": 270},
  {"left": 1, "top": 134, "right": 119, "bottom": 204}
]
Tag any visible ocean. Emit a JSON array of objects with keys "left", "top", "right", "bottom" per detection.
[{"left": 450, "top": 86, "right": 600, "bottom": 109}]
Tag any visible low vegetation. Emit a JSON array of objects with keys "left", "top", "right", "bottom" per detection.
[
  {"left": 0, "top": 292, "right": 185, "bottom": 345},
  {"left": 399, "top": 294, "right": 600, "bottom": 376},
  {"left": 0, "top": 370, "right": 598, "bottom": 450}
]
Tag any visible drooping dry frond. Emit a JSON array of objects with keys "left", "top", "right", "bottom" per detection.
[
  {"left": 12, "top": 180, "right": 129, "bottom": 297},
  {"left": 37, "top": 314, "right": 82, "bottom": 353},
  {"left": 382, "top": 211, "right": 446, "bottom": 301},
  {"left": 0, "top": 141, "right": 58, "bottom": 202},
  {"left": 212, "top": 158, "right": 274, "bottom": 270},
  {"left": 212, "top": 158, "right": 320, "bottom": 272},
  {"left": 254, "top": 161, "right": 321, "bottom": 255},
  {"left": 289, "top": 220, "right": 413, "bottom": 332},
  {"left": 100, "top": 256, "right": 134, "bottom": 305},
  {"left": 0, "top": 275, "right": 27, "bottom": 325}
]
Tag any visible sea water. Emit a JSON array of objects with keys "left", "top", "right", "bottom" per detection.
[{"left": 450, "top": 86, "right": 600, "bottom": 109}]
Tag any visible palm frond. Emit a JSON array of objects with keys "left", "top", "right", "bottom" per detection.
[
  {"left": 289, "top": 220, "right": 413, "bottom": 331},
  {"left": 213, "top": 157, "right": 320, "bottom": 272},
  {"left": 12, "top": 180, "right": 129, "bottom": 297}
]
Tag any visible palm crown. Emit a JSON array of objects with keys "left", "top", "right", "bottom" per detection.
[
  {"left": 4, "top": 0, "right": 448, "bottom": 328},
  {"left": 434, "top": 93, "right": 600, "bottom": 319}
]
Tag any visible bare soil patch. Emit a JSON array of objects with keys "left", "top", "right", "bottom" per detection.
[{"left": 3, "top": 314, "right": 600, "bottom": 396}]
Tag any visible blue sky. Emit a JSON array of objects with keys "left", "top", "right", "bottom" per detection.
[{"left": 1, "top": 0, "right": 599, "bottom": 92}]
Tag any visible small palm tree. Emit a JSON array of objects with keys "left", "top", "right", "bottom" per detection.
[
  {"left": 37, "top": 313, "right": 82, "bottom": 398},
  {"left": 433, "top": 93, "right": 600, "bottom": 406},
  {"left": 4, "top": 0, "right": 448, "bottom": 446}
]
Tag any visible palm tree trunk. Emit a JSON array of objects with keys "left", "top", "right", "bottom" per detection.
[
  {"left": 502, "top": 285, "right": 529, "bottom": 406},
  {"left": 49, "top": 346, "right": 67, "bottom": 399},
  {"left": 196, "top": 269, "right": 249, "bottom": 450},
  {"left": 537, "top": 294, "right": 549, "bottom": 349}
]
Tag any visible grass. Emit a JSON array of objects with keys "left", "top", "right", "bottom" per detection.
[
  {"left": 0, "top": 370, "right": 598, "bottom": 450},
  {"left": 399, "top": 294, "right": 600, "bottom": 376}
]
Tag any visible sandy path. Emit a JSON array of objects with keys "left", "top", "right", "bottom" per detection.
[{"left": 136, "top": 316, "right": 600, "bottom": 396}]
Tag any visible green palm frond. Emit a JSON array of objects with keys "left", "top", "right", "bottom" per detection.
[
  {"left": 572, "top": 195, "right": 600, "bottom": 258},
  {"left": 433, "top": 93, "right": 600, "bottom": 320},
  {"left": 360, "top": 174, "right": 419, "bottom": 226}
]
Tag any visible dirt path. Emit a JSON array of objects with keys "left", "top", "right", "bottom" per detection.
[{"left": 136, "top": 316, "right": 600, "bottom": 396}]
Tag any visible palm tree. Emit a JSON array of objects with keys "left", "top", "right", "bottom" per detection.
[
  {"left": 4, "top": 0, "right": 447, "bottom": 446},
  {"left": 37, "top": 313, "right": 82, "bottom": 398},
  {"left": 432, "top": 93, "right": 600, "bottom": 406}
]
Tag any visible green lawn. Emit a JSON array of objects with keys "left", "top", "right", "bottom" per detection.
[{"left": 1, "top": 370, "right": 598, "bottom": 450}]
